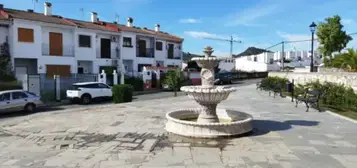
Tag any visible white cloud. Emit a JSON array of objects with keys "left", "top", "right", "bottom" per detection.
[
  {"left": 342, "top": 19, "right": 355, "bottom": 25},
  {"left": 184, "top": 31, "right": 224, "bottom": 39},
  {"left": 179, "top": 18, "right": 200, "bottom": 23},
  {"left": 184, "top": 31, "right": 241, "bottom": 40},
  {"left": 225, "top": 4, "right": 277, "bottom": 27}
]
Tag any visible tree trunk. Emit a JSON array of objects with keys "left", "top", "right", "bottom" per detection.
[{"left": 174, "top": 87, "right": 177, "bottom": 97}]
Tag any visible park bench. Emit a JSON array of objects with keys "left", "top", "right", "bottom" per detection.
[
  {"left": 295, "top": 88, "right": 322, "bottom": 112},
  {"left": 269, "top": 83, "right": 283, "bottom": 98}
]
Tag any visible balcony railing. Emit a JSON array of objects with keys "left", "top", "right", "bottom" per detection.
[
  {"left": 42, "top": 43, "right": 74, "bottom": 57},
  {"left": 136, "top": 48, "right": 154, "bottom": 58},
  {"left": 96, "top": 48, "right": 121, "bottom": 59},
  {"left": 167, "top": 52, "right": 181, "bottom": 59}
]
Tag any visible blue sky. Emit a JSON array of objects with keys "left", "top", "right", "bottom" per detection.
[{"left": 2, "top": 0, "right": 357, "bottom": 56}]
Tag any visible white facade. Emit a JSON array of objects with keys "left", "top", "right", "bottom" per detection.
[
  {"left": 233, "top": 50, "right": 322, "bottom": 72},
  {"left": 218, "top": 58, "right": 235, "bottom": 72},
  {"left": 5, "top": 10, "right": 183, "bottom": 78}
]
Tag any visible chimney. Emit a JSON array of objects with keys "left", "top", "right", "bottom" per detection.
[
  {"left": 0, "top": 4, "right": 3, "bottom": 10},
  {"left": 44, "top": 2, "right": 52, "bottom": 16},
  {"left": 91, "top": 12, "right": 98, "bottom": 23},
  {"left": 127, "top": 17, "right": 133, "bottom": 27},
  {"left": 155, "top": 24, "right": 160, "bottom": 32}
]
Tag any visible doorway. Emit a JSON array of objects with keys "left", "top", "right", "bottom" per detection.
[
  {"left": 138, "top": 40, "right": 146, "bottom": 57},
  {"left": 49, "top": 32, "right": 63, "bottom": 56},
  {"left": 151, "top": 72, "right": 157, "bottom": 88},
  {"left": 101, "top": 38, "right": 111, "bottom": 58}
]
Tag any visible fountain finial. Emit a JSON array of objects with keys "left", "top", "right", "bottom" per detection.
[{"left": 203, "top": 46, "right": 214, "bottom": 58}]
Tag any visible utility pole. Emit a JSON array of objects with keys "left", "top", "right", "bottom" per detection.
[{"left": 281, "top": 41, "right": 285, "bottom": 71}]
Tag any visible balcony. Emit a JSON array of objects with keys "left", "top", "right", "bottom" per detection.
[
  {"left": 167, "top": 52, "right": 181, "bottom": 60},
  {"left": 136, "top": 48, "right": 154, "bottom": 58},
  {"left": 42, "top": 43, "right": 74, "bottom": 57},
  {"left": 96, "top": 48, "right": 121, "bottom": 59}
]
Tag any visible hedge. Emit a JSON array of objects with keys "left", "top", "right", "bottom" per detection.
[
  {"left": 261, "top": 76, "right": 357, "bottom": 113},
  {"left": 112, "top": 84, "right": 133, "bottom": 103},
  {"left": 0, "top": 82, "right": 22, "bottom": 91},
  {"left": 119, "top": 76, "right": 144, "bottom": 91}
]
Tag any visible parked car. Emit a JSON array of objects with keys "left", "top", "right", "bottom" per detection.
[
  {"left": 66, "top": 82, "right": 112, "bottom": 104},
  {"left": 0, "top": 90, "right": 43, "bottom": 113},
  {"left": 214, "top": 72, "right": 234, "bottom": 85}
]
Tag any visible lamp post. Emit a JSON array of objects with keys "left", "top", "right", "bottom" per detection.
[{"left": 309, "top": 22, "right": 317, "bottom": 72}]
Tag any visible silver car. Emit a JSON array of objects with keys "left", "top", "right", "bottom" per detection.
[{"left": 0, "top": 90, "right": 43, "bottom": 113}]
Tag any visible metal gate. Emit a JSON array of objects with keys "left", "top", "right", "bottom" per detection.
[{"left": 28, "top": 75, "right": 40, "bottom": 95}]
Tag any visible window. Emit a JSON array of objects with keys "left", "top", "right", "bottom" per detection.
[
  {"left": 79, "top": 35, "right": 91, "bottom": 47},
  {"left": 156, "top": 41, "right": 163, "bottom": 51},
  {"left": 0, "top": 93, "right": 10, "bottom": 101},
  {"left": 253, "top": 57, "right": 257, "bottom": 62},
  {"left": 123, "top": 37, "right": 132, "bottom": 47},
  {"left": 18, "top": 28, "right": 34, "bottom": 42},
  {"left": 25, "top": 91, "right": 37, "bottom": 96},
  {"left": 12, "top": 92, "right": 28, "bottom": 100},
  {"left": 98, "top": 83, "right": 110, "bottom": 89}
]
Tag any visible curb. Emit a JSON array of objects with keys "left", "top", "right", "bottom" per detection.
[{"left": 325, "top": 111, "right": 357, "bottom": 124}]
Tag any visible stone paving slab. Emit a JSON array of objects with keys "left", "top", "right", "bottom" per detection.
[{"left": 0, "top": 84, "right": 356, "bottom": 167}]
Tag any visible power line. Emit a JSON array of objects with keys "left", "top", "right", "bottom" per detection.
[{"left": 203, "top": 36, "right": 242, "bottom": 58}]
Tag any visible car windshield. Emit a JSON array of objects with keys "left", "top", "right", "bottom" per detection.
[
  {"left": 72, "top": 85, "right": 81, "bottom": 90},
  {"left": 25, "top": 91, "right": 37, "bottom": 96}
]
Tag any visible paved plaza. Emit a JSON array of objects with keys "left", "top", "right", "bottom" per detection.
[{"left": 0, "top": 84, "right": 356, "bottom": 168}]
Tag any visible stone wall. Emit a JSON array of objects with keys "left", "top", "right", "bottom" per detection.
[
  {"left": 318, "top": 67, "right": 345, "bottom": 73},
  {"left": 269, "top": 72, "right": 357, "bottom": 90}
]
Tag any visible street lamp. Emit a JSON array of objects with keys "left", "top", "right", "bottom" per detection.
[{"left": 309, "top": 22, "right": 317, "bottom": 72}]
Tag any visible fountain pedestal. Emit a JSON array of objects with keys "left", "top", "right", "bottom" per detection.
[{"left": 165, "top": 46, "right": 253, "bottom": 138}]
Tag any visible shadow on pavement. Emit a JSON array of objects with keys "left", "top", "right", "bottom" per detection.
[
  {"left": 0, "top": 107, "right": 65, "bottom": 119},
  {"left": 250, "top": 119, "right": 319, "bottom": 137}
]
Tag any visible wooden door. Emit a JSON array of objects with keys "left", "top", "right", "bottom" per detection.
[
  {"left": 46, "top": 65, "right": 71, "bottom": 78},
  {"left": 49, "top": 32, "right": 63, "bottom": 56}
]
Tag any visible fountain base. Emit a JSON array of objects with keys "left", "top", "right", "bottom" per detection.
[{"left": 165, "top": 108, "right": 253, "bottom": 138}]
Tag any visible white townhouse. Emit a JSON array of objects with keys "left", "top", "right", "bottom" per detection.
[
  {"left": 0, "top": 2, "right": 183, "bottom": 79},
  {"left": 220, "top": 47, "right": 322, "bottom": 72}
]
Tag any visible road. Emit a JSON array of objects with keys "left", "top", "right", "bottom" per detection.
[{"left": 0, "top": 79, "right": 261, "bottom": 120}]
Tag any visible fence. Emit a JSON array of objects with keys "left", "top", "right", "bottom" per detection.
[{"left": 25, "top": 74, "right": 98, "bottom": 102}]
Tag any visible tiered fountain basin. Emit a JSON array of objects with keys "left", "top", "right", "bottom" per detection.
[
  {"left": 181, "top": 86, "right": 237, "bottom": 104},
  {"left": 166, "top": 108, "right": 253, "bottom": 138},
  {"left": 165, "top": 46, "right": 253, "bottom": 138}
]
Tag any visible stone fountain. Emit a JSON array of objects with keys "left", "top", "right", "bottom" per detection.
[{"left": 165, "top": 46, "right": 253, "bottom": 138}]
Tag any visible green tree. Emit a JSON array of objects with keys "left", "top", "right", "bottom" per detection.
[
  {"left": 330, "top": 48, "right": 357, "bottom": 71},
  {"left": 316, "top": 15, "right": 352, "bottom": 64},
  {"left": 164, "top": 69, "right": 182, "bottom": 97},
  {"left": 0, "top": 42, "right": 15, "bottom": 81}
]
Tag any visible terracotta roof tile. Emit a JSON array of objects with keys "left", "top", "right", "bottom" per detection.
[
  {"left": 1, "top": 8, "right": 183, "bottom": 42},
  {"left": 68, "top": 19, "right": 119, "bottom": 32},
  {"left": 4, "top": 8, "right": 76, "bottom": 26}
]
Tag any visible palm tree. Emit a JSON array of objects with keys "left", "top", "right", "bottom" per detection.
[{"left": 330, "top": 48, "right": 357, "bottom": 72}]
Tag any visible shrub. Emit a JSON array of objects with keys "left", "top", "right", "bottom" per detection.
[
  {"left": 263, "top": 76, "right": 357, "bottom": 113},
  {"left": 260, "top": 76, "right": 289, "bottom": 91},
  {"left": 0, "top": 82, "right": 22, "bottom": 91},
  {"left": 112, "top": 84, "right": 133, "bottom": 103},
  {"left": 124, "top": 77, "right": 144, "bottom": 91},
  {"left": 163, "top": 70, "right": 182, "bottom": 96}
]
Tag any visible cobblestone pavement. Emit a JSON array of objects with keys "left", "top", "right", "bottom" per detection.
[{"left": 0, "top": 84, "right": 356, "bottom": 168}]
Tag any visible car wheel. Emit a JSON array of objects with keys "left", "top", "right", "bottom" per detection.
[
  {"left": 81, "top": 94, "right": 92, "bottom": 105},
  {"left": 25, "top": 103, "right": 36, "bottom": 113}
]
